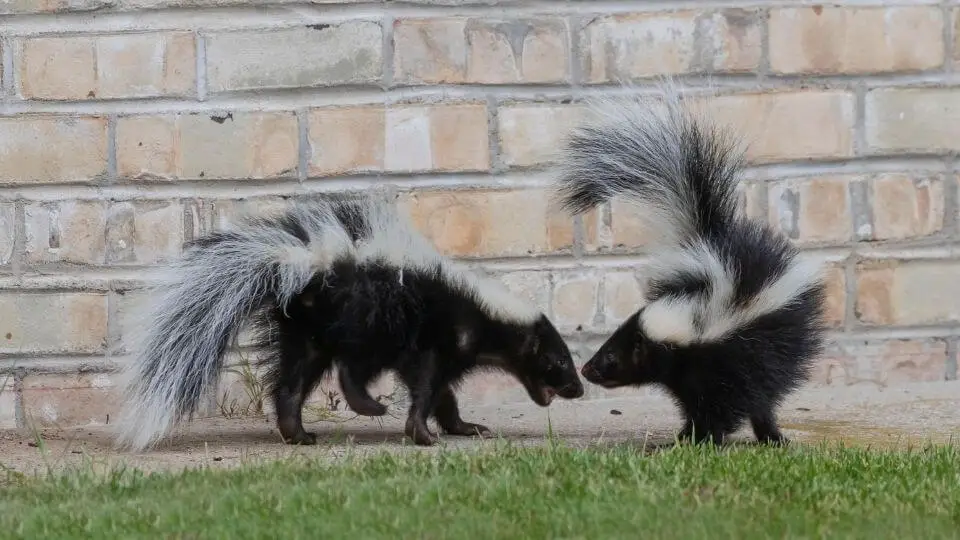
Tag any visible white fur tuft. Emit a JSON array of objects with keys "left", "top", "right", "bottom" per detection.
[
  {"left": 554, "top": 85, "right": 745, "bottom": 248},
  {"left": 114, "top": 201, "right": 355, "bottom": 452}
]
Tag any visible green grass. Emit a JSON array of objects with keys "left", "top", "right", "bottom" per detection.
[{"left": 2, "top": 442, "right": 959, "bottom": 539}]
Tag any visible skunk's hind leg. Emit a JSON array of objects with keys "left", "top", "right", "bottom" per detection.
[
  {"left": 434, "top": 386, "right": 491, "bottom": 437},
  {"left": 750, "top": 408, "right": 789, "bottom": 446},
  {"left": 273, "top": 335, "right": 331, "bottom": 445},
  {"left": 677, "top": 420, "right": 726, "bottom": 445}
]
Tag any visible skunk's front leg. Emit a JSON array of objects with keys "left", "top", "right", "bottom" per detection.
[
  {"left": 677, "top": 415, "right": 726, "bottom": 446},
  {"left": 434, "top": 387, "right": 491, "bottom": 437},
  {"left": 400, "top": 351, "right": 442, "bottom": 446}
]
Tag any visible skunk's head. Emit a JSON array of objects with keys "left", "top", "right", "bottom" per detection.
[
  {"left": 581, "top": 310, "right": 666, "bottom": 388},
  {"left": 505, "top": 315, "right": 584, "bottom": 406}
]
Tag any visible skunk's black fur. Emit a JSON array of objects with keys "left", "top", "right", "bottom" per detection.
[
  {"left": 554, "top": 88, "right": 827, "bottom": 445},
  {"left": 115, "top": 194, "right": 583, "bottom": 451}
]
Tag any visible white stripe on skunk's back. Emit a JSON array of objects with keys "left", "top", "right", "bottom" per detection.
[{"left": 639, "top": 241, "right": 824, "bottom": 346}]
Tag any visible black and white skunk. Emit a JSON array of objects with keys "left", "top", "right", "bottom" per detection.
[
  {"left": 553, "top": 88, "right": 827, "bottom": 445},
  {"left": 114, "top": 193, "right": 583, "bottom": 451}
]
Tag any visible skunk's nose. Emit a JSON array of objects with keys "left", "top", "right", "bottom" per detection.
[
  {"left": 557, "top": 381, "right": 584, "bottom": 399},
  {"left": 580, "top": 362, "right": 603, "bottom": 384}
]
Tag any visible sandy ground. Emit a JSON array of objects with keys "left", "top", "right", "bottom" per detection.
[{"left": 2, "top": 381, "right": 959, "bottom": 476}]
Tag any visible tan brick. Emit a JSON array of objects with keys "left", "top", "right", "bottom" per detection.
[
  {"left": 499, "top": 270, "right": 551, "bottom": 314},
  {"left": 700, "top": 9, "right": 763, "bottom": 72},
  {"left": 582, "top": 12, "right": 698, "bottom": 82},
  {"left": 4, "top": 0, "right": 374, "bottom": 12},
  {"left": 955, "top": 10, "right": 960, "bottom": 65},
  {"left": 603, "top": 271, "right": 643, "bottom": 324},
  {"left": 3, "top": 0, "right": 371, "bottom": 13},
  {"left": 19, "top": 36, "right": 96, "bottom": 100},
  {"left": 954, "top": 350, "right": 960, "bottom": 380},
  {"left": 854, "top": 262, "right": 894, "bottom": 326},
  {"left": 21, "top": 373, "right": 118, "bottom": 428},
  {"left": 813, "top": 339, "right": 948, "bottom": 385},
  {"left": 402, "top": 189, "right": 551, "bottom": 257},
  {"left": 579, "top": 208, "right": 601, "bottom": 252},
  {"left": 134, "top": 200, "right": 185, "bottom": 263},
  {"left": 741, "top": 182, "right": 766, "bottom": 221},
  {"left": 871, "top": 174, "right": 944, "bottom": 240},
  {"left": 498, "top": 104, "right": 585, "bottom": 167},
  {"left": 210, "top": 196, "right": 290, "bottom": 230},
  {"left": 0, "top": 293, "right": 108, "bottom": 354},
  {"left": 856, "top": 260, "right": 960, "bottom": 326},
  {"left": 552, "top": 272, "right": 599, "bottom": 330},
  {"left": 866, "top": 89, "right": 960, "bottom": 153},
  {"left": 24, "top": 200, "right": 107, "bottom": 265},
  {"left": 0, "top": 116, "right": 107, "bottom": 184},
  {"left": 1, "top": 0, "right": 107, "bottom": 13},
  {"left": 384, "top": 104, "right": 489, "bottom": 173},
  {"left": 106, "top": 201, "right": 184, "bottom": 265},
  {"left": 0, "top": 203, "right": 14, "bottom": 266},
  {"left": 425, "top": 104, "right": 490, "bottom": 171},
  {"left": 465, "top": 19, "right": 569, "bottom": 83},
  {"left": 116, "top": 112, "right": 298, "bottom": 180},
  {"left": 113, "top": 288, "right": 149, "bottom": 355},
  {"left": 768, "top": 176, "right": 853, "bottom": 245},
  {"left": 822, "top": 265, "right": 846, "bottom": 328},
  {"left": 308, "top": 106, "right": 385, "bottom": 176},
  {"left": 116, "top": 116, "right": 177, "bottom": 180},
  {"left": 19, "top": 33, "right": 196, "bottom": 100},
  {"left": 205, "top": 23, "right": 381, "bottom": 93},
  {"left": 770, "top": 7, "right": 943, "bottom": 75},
  {"left": 310, "top": 104, "right": 488, "bottom": 175},
  {"left": 545, "top": 211, "right": 575, "bottom": 253},
  {"left": 0, "top": 376, "right": 14, "bottom": 429},
  {"left": 702, "top": 91, "right": 856, "bottom": 163},
  {"left": 608, "top": 199, "right": 658, "bottom": 250},
  {"left": 97, "top": 32, "right": 196, "bottom": 99},
  {"left": 876, "top": 340, "right": 948, "bottom": 383},
  {"left": 395, "top": 17, "right": 570, "bottom": 85},
  {"left": 393, "top": 18, "right": 468, "bottom": 84}
]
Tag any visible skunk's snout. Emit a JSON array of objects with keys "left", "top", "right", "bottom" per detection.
[
  {"left": 556, "top": 380, "right": 584, "bottom": 399},
  {"left": 580, "top": 360, "right": 603, "bottom": 384}
]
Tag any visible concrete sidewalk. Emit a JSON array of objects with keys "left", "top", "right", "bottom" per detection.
[{"left": 2, "top": 380, "right": 958, "bottom": 475}]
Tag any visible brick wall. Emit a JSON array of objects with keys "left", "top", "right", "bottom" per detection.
[{"left": 1, "top": 1, "right": 958, "bottom": 430}]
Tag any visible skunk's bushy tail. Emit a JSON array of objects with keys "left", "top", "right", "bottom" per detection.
[
  {"left": 554, "top": 89, "right": 745, "bottom": 247},
  {"left": 114, "top": 201, "right": 355, "bottom": 452},
  {"left": 553, "top": 86, "right": 823, "bottom": 346}
]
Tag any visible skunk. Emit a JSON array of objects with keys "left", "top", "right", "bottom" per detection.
[
  {"left": 553, "top": 88, "right": 826, "bottom": 445},
  {"left": 114, "top": 193, "right": 584, "bottom": 451}
]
